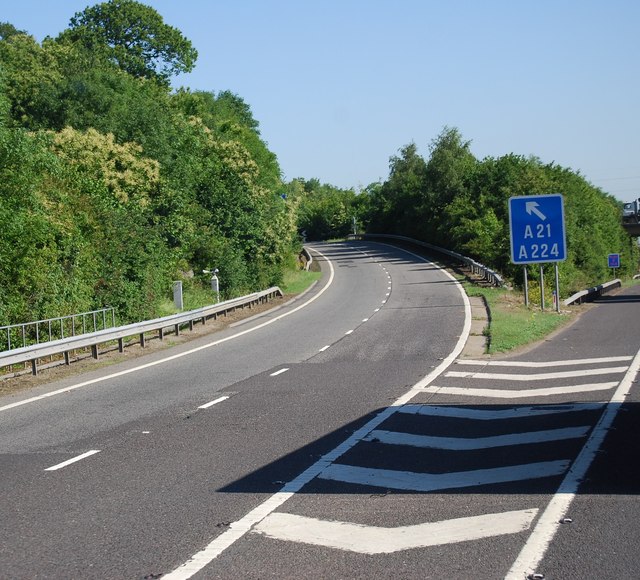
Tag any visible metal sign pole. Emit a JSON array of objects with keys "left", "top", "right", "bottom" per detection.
[
  {"left": 523, "top": 266, "right": 529, "bottom": 307},
  {"left": 540, "top": 265, "right": 545, "bottom": 311},
  {"left": 554, "top": 263, "right": 560, "bottom": 312}
]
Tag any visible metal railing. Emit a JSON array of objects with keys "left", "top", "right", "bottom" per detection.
[
  {"left": 563, "top": 279, "right": 622, "bottom": 306},
  {"left": 0, "top": 287, "right": 282, "bottom": 376},
  {"left": 353, "top": 234, "right": 505, "bottom": 287},
  {"left": 0, "top": 307, "right": 116, "bottom": 352}
]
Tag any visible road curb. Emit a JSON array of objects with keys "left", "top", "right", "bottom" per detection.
[{"left": 460, "top": 295, "right": 490, "bottom": 358}]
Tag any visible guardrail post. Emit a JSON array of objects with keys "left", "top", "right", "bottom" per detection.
[
  {"left": 140, "top": 333, "right": 146, "bottom": 348},
  {"left": 31, "top": 359, "right": 38, "bottom": 375},
  {"left": 63, "top": 351, "right": 70, "bottom": 365},
  {"left": 118, "top": 338, "right": 124, "bottom": 353},
  {"left": 91, "top": 344, "right": 99, "bottom": 359}
]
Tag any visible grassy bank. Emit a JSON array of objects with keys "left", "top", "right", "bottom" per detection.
[{"left": 463, "top": 284, "right": 576, "bottom": 354}]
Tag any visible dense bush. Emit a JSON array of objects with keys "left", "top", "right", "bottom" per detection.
[{"left": 0, "top": 1, "right": 299, "bottom": 326}]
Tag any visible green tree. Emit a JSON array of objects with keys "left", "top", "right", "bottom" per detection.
[{"left": 58, "top": 0, "right": 197, "bottom": 84}]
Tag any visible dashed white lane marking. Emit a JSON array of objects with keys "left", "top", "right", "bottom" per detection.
[
  {"left": 505, "top": 345, "right": 640, "bottom": 579},
  {"left": 45, "top": 450, "right": 101, "bottom": 471},
  {"left": 446, "top": 366, "right": 628, "bottom": 381},
  {"left": 319, "top": 345, "right": 331, "bottom": 352},
  {"left": 362, "top": 318, "right": 369, "bottom": 322},
  {"left": 399, "top": 402, "right": 605, "bottom": 420},
  {"left": 319, "top": 460, "right": 570, "bottom": 492},
  {"left": 365, "top": 426, "right": 590, "bottom": 450},
  {"left": 1, "top": 247, "right": 335, "bottom": 414},
  {"left": 198, "top": 396, "right": 230, "bottom": 409},
  {"left": 457, "top": 356, "right": 632, "bottom": 368},
  {"left": 345, "top": 330, "right": 354, "bottom": 335},
  {"left": 270, "top": 368, "right": 289, "bottom": 377},
  {"left": 421, "top": 382, "right": 617, "bottom": 398},
  {"left": 163, "top": 245, "right": 472, "bottom": 579},
  {"left": 252, "top": 509, "right": 538, "bottom": 554}
]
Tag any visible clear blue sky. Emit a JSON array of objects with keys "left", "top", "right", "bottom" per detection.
[{"left": 4, "top": 1, "right": 639, "bottom": 200}]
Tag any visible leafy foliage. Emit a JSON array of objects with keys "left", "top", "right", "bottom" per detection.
[
  {"left": 363, "top": 128, "right": 637, "bottom": 295},
  {"left": 58, "top": 0, "right": 197, "bottom": 84},
  {"left": 0, "top": 3, "right": 298, "bottom": 327}
]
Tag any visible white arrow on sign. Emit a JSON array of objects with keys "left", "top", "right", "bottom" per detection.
[
  {"left": 525, "top": 201, "right": 546, "bottom": 221},
  {"left": 252, "top": 509, "right": 538, "bottom": 554}
]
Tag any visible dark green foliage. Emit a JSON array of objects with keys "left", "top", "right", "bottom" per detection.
[
  {"left": 291, "top": 178, "right": 361, "bottom": 241},
  {"left": 364, "top": 128, "right": 637, "bottom": 296},
  {"left": 58, "top": 0, "right": 197, "bottom": 85},
  {"left": 0, "top": 5, "right": 297, "bottom": 327}
]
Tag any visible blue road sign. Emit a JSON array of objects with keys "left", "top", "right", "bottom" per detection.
[
  {"left": 608, "top": 253, "right": 620, "bottom": 268},
  {"left": 509, "top": 194, "right": 566, "bottom": 264}
]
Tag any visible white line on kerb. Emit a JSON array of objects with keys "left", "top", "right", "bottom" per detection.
[
  {"left": 198, "top": 396, "right": 230, "bottom": 409},
  {"left": 162, "top": 244, "right": 472, "bottom": 579},
  {"left": 505, "top": 345, "right": 640, "bottom": 579},
  {"left": 45, "top": 450, "right": 101, "bottom": 471},
  {"left": 0, "top": 247, "right": 335, "bottom": 414}
]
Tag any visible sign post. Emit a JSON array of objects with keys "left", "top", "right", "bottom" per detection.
[
  {"left": 608, "top": 253, "right": 620, "bottom": 277},
  {"left": 509, "top": 194, "right": 567, "bottom": 312}
]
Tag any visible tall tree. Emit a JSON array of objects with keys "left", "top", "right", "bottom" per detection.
[{"left": 58, "top": 0, "right": 197, "bottom": 84}]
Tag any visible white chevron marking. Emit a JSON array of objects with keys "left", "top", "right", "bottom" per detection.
[
  {"left": 420, "top": 382, "right": 617, "bottom": 398},
  {"left": 252, "top": 509, "right": 539, "bottom": 554},
  {"left": 364, "top": 426, "right": 589, "bottom": 450},
  {"left": 399, "top": 403, "right": 604, "bottom": 420},
  {"left": 456, "top": 356, "right": 632, "bottom": 368},
  {"left": 319, "top": 460, "right": 570, "bottom": 492},
  {"left": 445, "top": 367, "right": 627, "bottom": 381}
]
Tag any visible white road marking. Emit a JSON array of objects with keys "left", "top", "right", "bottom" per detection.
[
  {"left": 162, "top": 245, "right": 472, "bottom": 579},
  {"left": 362, "top": 318, "right": 369, "bottom": 322},
  {"left": 421, "top": 382, "right": 617, "bottom": 398},
  {"left": 445, "top": 367, "right": 628, "bottom": 381},
  {"left": 1, "top": 248, "right": 336, "bottom": 414},
  {"left": 319, "top": 345, "right": 331, "bottom": 352},
  {"left": 399, "top": 403, "right": 605, "bottom": 420},
  {"left": 506, "top": 345, "right": 640, "bottom": 579},
  {"left": 252, "top": 509, "right": 538, "bottom": 554},
  {"left": 198, "top": 396, "right": 230, "bottom": 409},
  {"left": 319, "top": 460, "right": 570, "bottom": 492},
  {"left": 45, "top": 450, "right": 101, "bottom": 471},
  {"left": 374, "top": 308, "right": 380, "bottom": 312},
  {"left": 345, "top": 330, "right": 354, "bottom": 335},
  {"left": 269, "top": 368, "right": 289, "bottom": 377},
  {"left": 456, "top": 356, "right": 632, "bottom": 368},
  {"left": 365, "top": 426, "right": 589, "bottom": 450}
]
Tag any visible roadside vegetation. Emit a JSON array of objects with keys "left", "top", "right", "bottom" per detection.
[
  {"left": 1, "top": 0, "right": 636, "bottom": 357},
  {"left": 463, "top": 284, "right": 577, "bottom": 354}
]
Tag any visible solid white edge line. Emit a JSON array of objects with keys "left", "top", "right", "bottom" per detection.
[
  {"left": 505, "top": 344, "right": 640, "bottom": 580},
  {"left": 162, "top": 242, "right": 472, "bottom": 579},
  {"left": 319, "top": 345, "right": 330, "bottom": 352},
  {"left": 45, "top": 450, "right": 101, "bottom": 471},
  {"left": 269, "top": 368, "right": 289, "bottom": 377},
  {"left": 198, "top": 396, "right": 230, "bottom": 409},
  {"left": 0, "top": 247, "right": 335, "bottom": 414}
]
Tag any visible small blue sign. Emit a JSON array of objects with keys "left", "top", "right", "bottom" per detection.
[
  {"left": 608, "top": 253, "right": 620, "bottom": 268},
  {"left": 509, "top": 194, "right": 567, "bottom": 264}
]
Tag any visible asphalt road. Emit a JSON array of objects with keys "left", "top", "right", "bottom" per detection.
[
  {"left": 2, "top": 242, "right": 638, "bottom": 580},
  {"left": 0, "top": 241, "right": 468, "bottom": 579}
]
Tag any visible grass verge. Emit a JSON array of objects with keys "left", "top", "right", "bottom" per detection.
[{"left": 463, "top": 283, "right": 577, "bottom": 354}]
